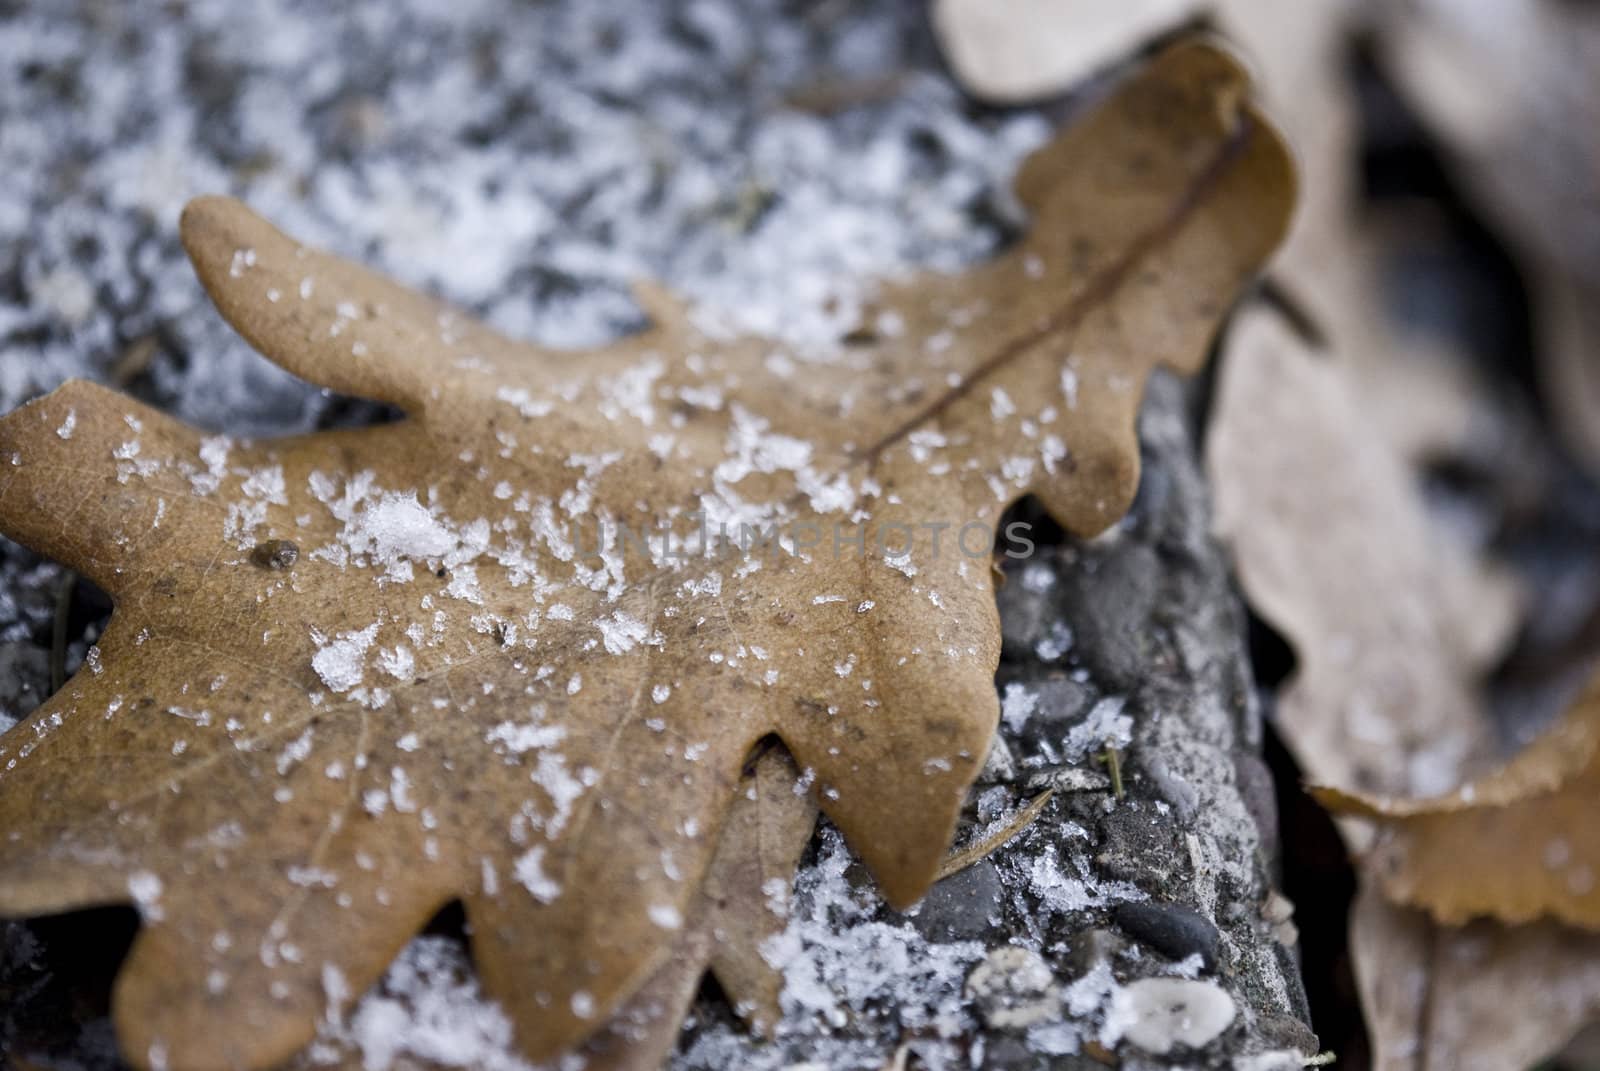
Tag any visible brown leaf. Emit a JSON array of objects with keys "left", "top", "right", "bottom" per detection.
[
  {"left": 1364, "top": 0, "right": 1600, "bottom": 287},
  {"left": 1207, "top": 306, "right": 1520, "bottom": 801},
  {"left": 0, "top": 41, "right": 1292, "bottom": 1071},
  {"left": 290, "top": 748, "right": 816, "bottom": 1071},
  {"left": 1363, "top": 0, "right": 1600, "bottom": 478},
  {"left": 580, "top": 747, "right": 816, "bottom": 1071},
  {"left": 1205, "top": 305, "right": 1552, "bottom": 1071},
  {"left": 938, "top": 0, "right": 1504, "bottom": 475},
  {"left": 1317, "top": 669, "right": 1600, "bottom": 929},
  {"left": 1202, "top": 9, "right": 1600, "bottom": 1069},
  {"left": 931, "top": 0, "right": 1200, "bottom": 104},
  {"left": 1352, "top": 887, "right": 1600, "bottom": 1071}
]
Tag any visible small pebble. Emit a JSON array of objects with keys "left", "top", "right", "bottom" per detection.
[
  {"left": 912, "top": 860, "right": 1003, "bottom": 943},
  {"left": 250, "top": 539, "right": 299, "bottom": 570},
  {"left": 965, "top": 946, "right": 1061, "bottom": 1030},
  {"left": 1113, "top": 901, "right": 1221, "bottom": 972},
  {"left": 1108, "top": 977, "right": 1236, "bottom": 1054},
  {"left": 1065, "top": 927, "right": 1125, "bottom": 979}
]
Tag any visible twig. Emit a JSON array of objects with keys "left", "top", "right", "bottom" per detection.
[
  {"left": 1100, "top": 746, "right": 1124, "bottom": 799},
  {"left": 936, "top": 789, "right": 1054, "bottom": 880}
]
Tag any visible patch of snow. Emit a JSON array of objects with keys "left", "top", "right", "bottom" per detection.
[
  {"left": 316, "top": 937, "right": 532, "bottom": 1071},
  {"left": 311, "top": 623, "right": 380, "bottom": 694},
  {"left": 512, "top": 846, "right": 561, "bottom": 903},
  {"left": 1001, "top": 682, "right": 1038, "bottom": 734},
  {"left": 1063, "top": 697, "right": 1133, "bottom": 760},
  {"left": 127, "top": 870, "right": 164, "bottom": 921}
]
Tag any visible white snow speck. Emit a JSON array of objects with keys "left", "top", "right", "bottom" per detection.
[
  {"left": 312, "top": 623, "right": 380, "bottom": 693},
  {"left": 595, "top": 610, "right": 650, "bottom": 655},
  {"left": 647, "top": 903, "right": 683, "bottom": 930},
  {"left": 128, "top": 870, "right": 164, "bottom": 921},
  {"left": 513, "top": 846, "right": 560, "bottom": 903},
  {"left": 354, "top": 491, "right": 456, "bottom": 567},
  {"left": 1000, "top": 682, "right": 1038, "bottom": 734}
]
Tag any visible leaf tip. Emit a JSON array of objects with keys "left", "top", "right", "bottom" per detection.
[{"left": 1307, "top": 782, "right": 1388, "bottom": 819}]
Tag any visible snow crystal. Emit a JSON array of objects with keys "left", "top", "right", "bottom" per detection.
[
  {"left": 485, "top": 715, "right": 565, "bottom": 755},
  {"left": 240, "top": 465, "right": 286, "bottom": 503},
  {"left": 647, "top": 903, "right": 683, "bottom": 930},
  {"left": 444, "top": 565, "right": 483, "bottom": 604},
  {"left": 494, "top": 386, "right": 553, "bottom": 419},
  {"left": 377, "top": 646, "right": 415, "bottom": 681},
  {"left": 311, "top": 623, "right": 380, "bottom": 694},
  {"left": 1024, "top": 842, "right": 1147, "bottom": 916},
  {"left": 354, "top": 492, "right": 456, "bottom": 567},
  {"left": 758, "top": 828, "right": 984, "bottom": 1058},
  {"left": 1063, "top": 697, "right": 1133, "bottom": 760},
  {"left": 1035, "top": 620, "right": 1073, "bottom": 661},
  {"left": 127, "top": 870, "right": 164, "bottom": 921},
  {"left": 1000, "top": 682, "right": 1038, "bottom": 734},
  {"left": 595, "top": 610, "right": 650, "bottom": 655},
  {"left": 191, "top": 436, "right": 231, "bottom": 495},
  {"left": 512, "top": 846, "right": 560, "bottom": 903},
  {"left": 1061, "top": 364, "right": 1081, "bottom": 409},
  {"left": 320, "top": 937, "right": 532, "bottom": 1071}
]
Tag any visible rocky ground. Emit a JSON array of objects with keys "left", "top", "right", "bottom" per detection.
[{"left": 0, "top": 2, "right": 1316, "bottom": 1068}]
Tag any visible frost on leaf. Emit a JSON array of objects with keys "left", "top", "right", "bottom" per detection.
[{"left": 0, "top": 42, "right": 1291, "bottom": 1071}]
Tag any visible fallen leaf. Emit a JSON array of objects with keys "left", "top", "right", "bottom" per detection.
[
  {"left": 1207, "top": 307, "right": 1520, "bottom": 801},
  {"left": 1215, "top": 1, "right": 1509, "bottom": 472},
  {"left": 1205, "top": 305, "right": 1565, "bottom": 1071},
  {"left": 1363, "top": 0, "right": 1600, "bottom": 287},
  {"left": 1318, "top": 668, "right": 1600, "bottom": 929},
  {"left": 936, "top": 0, "right": 1498, "bottom": 472},
  {"left": 1175, "top": 8, "right": 1600, "bottom": 1070},
  {"left": 293, "top": 748, "right": 816, "bottom": 1071},
  {"left": 581, "top": 746, "right": 817, "bottom": 1070},
  {"left": 931, "top": 0, "right": 1199, "bottom": 104},
  {"left": 1362, "top": 0, "right": 1600, "bottom": 477},
  {"left": 0, "top": 41, "right": 1292, "bottom": 1071},
  {"left": 1352, "top": 887, "right": 1600, "bottom": 1071}
]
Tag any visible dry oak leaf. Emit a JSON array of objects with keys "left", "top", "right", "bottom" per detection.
[
  {"left": 1319, "top": 667, "right": 1600, "bottom": 930},
  {"left": 1352, "top": 886, "right": 1600, "bottom": 1071},
  {"left": 1209, "top": 309, "right": 1592, "bottom": 1071},
  {"left": 292, "top": 748, "right": 817, "bottom": 1071},
  {"left": 1207, "top": 306, "right": 1521, "bottom": 803},
  {"left": 0, "top": 40, "right": 1292, "bottom": 1071},
  {"left": 1362, "top": 0, "right": 1600, "bottom": 479},
  {"left": 932, "top": 0, "right": 1200, "bottom": 104},
  {"left": 578, "top": 746, "right": 817, "bottom": 1071}
]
